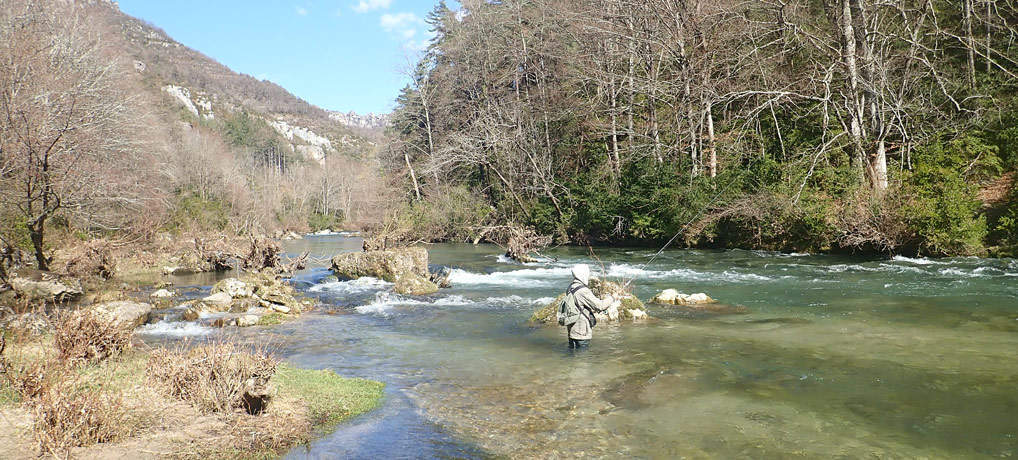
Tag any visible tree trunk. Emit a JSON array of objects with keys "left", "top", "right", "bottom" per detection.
[
  {"left": 706, "top": 103, "right": 717, "bottom": 178},
  {"left": 404, "top": 152, "right": 422, "bottom": 201},
  {"left": 29, "top": 220, "right": 49, "bottom": 271},
  {"left": 965, "top": 0, "right": 977, "bottom": 87}
]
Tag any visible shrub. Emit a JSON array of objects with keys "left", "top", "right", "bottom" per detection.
[
  {"left": 53, "top": 311, "right": 133, "bottom": 365},
  {"left": 308, "top": 210, "right": 344, "bottom": 232},
  {"left": 32, "top": 385, "right": 129, "bottom": 456},
  {"left": 63, "top": 239, "right": 116, "bottom": 280},
  {"left": 148, "top": 341, "right": 278, "bottom": 415},
  {"left": 395, "top": 185, "right": 493, "bottom": 242},
  {"left": 900, "top": 140, "right": 990, "bottom": 255}
]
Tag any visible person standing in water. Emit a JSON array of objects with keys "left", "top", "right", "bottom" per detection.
[{"left": 562, "top": 264, "right": 615, "bottom": 349}]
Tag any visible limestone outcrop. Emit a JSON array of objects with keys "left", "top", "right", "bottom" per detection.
[{"left": 10, "top": 276, "right": 83, "bottom": 303}]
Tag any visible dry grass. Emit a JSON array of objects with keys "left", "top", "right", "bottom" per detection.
[
  {"left": 31, "top": 384, "right": 131, "bottom": 457},
  {"left": 53, "top": 310, "right": 132, "bottom": 365},
  {"left": 147, "top": 340, "right": 278, "bottom": 415}
]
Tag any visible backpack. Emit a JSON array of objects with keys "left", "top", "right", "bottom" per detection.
[{"left": 557, "top": 285, "right": 584, "bottom": 326}]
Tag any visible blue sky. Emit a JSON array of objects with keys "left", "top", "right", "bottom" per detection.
[{"left": 118, "top": 0, "right": 450, "bottom": 114}]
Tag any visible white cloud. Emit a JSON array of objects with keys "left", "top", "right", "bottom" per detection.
[
  {"left": 352, "top": 0, "right": 391, "bottom": 13},
  {"left": 379, "top": 12, "right": 420, "bottom": 31},
  {"left": 379, "top": 12, "right": 433, "bottom": 51},
  {"left": 296, "top": 6, "right": 308, "bottom": 16}
]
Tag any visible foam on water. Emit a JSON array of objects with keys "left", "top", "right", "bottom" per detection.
[
  {"left": 891, "top": 255, "right": 946, "bottom": 265},
  {"left": 310, "top": 277, "right": 392, "bottom": 294},
  {"left": 446, "top": 267, "right": 570, "bottom": 286},
  {"left": 604, "top": 263, "right": 774, "bottom": 282},
  {"left": 137, "top": 320, "right": 213, "bottom": 337}
]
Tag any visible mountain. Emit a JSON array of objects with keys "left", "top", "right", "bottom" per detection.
[{"left": 83, "top": 0, "right": 386, "bottom": 163}]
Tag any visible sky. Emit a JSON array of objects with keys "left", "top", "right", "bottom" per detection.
[{"left": 117, "top": 0, "right": 451, "bottom": 115}]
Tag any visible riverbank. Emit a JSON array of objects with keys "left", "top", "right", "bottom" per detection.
[{"left": 0, "top": 332, "right": 384, "bottom": 458}]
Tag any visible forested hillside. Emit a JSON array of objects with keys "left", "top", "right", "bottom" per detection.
[
  {"left": 389, "top": 0, "right": 1018, "bottom": 256},
  {"left": 0, "top": 0, "right": 389, "bottom": 270}
]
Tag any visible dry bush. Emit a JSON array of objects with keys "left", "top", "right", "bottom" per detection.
[
  {"left": 148, "top": 341, "right": 277, "bottom": 415},
  {"left": 64, "top": 239, "right": 116, "bottom": 280},
  {"left": 240, "top": 237, "right": 281, "bottom": 271},
  {"left": 482, "top": 224, "right": 551, "bottom": 263},
  {"left": 1, "top": 337, "right": 65, "bottom": 401},
  {"left": 31, "top": 385, "right": 130, "bottom": 457},
  {"left": 53, "top": 311, "right": 132, "bottom": 365}
]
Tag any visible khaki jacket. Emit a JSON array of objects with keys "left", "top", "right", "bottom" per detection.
[{"left": 565, "top": 280, "right": 612, "bottom": 340}]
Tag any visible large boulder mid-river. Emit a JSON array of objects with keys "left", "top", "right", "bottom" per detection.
[
  {"left": 330, "top": 247, "right": 429, "bottom": 282},
  {"left": 530, "top": 279, "right": 648, "bottom": 325},
  {"left": 331, "top": 246, "right": 439, "bottom": 295}
]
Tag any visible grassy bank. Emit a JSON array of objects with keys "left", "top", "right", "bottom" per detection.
[{"left": 0, "top": 332, "right": 384, "bottom": 459}]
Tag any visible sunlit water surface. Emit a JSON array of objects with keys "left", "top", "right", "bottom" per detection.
[{"left": 140, "top": 235, "right": 1018, "bottom": 458}]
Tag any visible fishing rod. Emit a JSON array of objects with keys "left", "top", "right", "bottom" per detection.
[{"left": 620, "top": 173, "right": 746, "bottom": 290}]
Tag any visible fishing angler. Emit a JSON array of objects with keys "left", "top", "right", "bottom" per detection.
[{"left": 556, "top": 264, "right": 618, "bottom": 349}]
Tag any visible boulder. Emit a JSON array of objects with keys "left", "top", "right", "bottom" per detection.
[
  {"left": 150, "top": 289, "right": 174, "bottom": 299},
  {"left": 90, "top": 301, "right": 153, "bottom": 329},
  {"left": 236, "top": 314, "right": 260, "bottom": 327},
  {"left": 529, "top": 279, "right": 648, "bottom": 325},
  {"left": 180, "top": 300, "right": 224, "bottom": 321},
  {"left": 394, "top": 273, "right": 439, "bottom": 295},
  {"left": 651, "top": 289, "right": 716, "bottom": 306},
  {"left": 10, "top": 277, "right": 82, "bottom": 303},
  {"left": 330, "top": 247, "right": 429, "bottom": 282},
  {"left": 212, "top": 278, "right": 254, "bottom": 298},
  {"left": 203, "top": 292, "right": 234, "bottom": 308},
  {"left": 0, "top": 312, "right": 50, "bottom": 335},
  {"left": 266, "top": 302, "right": 291, "bottom": 314}
]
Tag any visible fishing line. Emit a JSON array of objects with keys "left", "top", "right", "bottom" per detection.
[{"left": 621, "top": 171, "right": 749, "bottom": 289}]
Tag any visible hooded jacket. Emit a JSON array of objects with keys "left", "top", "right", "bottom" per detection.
[{"left": 565, "top": 265, "right": 613, "bottom": 340}]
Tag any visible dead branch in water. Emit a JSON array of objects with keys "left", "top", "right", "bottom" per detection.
[{"left": 483, "top": 225, "right": 552, "bottom": 263}]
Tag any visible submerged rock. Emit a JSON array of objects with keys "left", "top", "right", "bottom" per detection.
[
  {"left": 651, "top": 289, "right": 716, "bottom": 306},
  {"left": 529, "top": 279, "right": 649, "bottom": 325},
  {"left": 10, "top": 276, "right": 82, "bottom": 303},
  {"left": 90, "top": 301, "right": 153, "bottom": 329},
  {"left": 330, "top": 247, "right": 429, "bottom": 282}
]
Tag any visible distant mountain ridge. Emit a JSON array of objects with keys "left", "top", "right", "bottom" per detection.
[
  {"left": 79, "top": 0, "right": 386, "bottom": 162},
  {"left": 328, "top": 111, "right": 390, "bottom": 130}
]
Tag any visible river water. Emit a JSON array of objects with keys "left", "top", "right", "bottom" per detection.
[{"left": 139, "top": 235, "right": 1018, "bottom": 458}]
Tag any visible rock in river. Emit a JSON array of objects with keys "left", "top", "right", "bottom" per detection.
[
  {"left": 395, "top": 273, "right": 439, "bottom": 295},
  {"left": 330, "top": 247, "right": 429, "bottom": 282},
  {"left": 651, "top": 289, "right": 715, "bottom": 305},
  {"left": 89, "top": 301, "right": 153, "bottom": 329}
]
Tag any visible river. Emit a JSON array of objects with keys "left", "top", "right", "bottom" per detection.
[{"left": 138, "top": 235, "right": 1018, "bottom": 458}]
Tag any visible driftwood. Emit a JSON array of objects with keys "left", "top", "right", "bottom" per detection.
[{"left": 476, "top": 225, "right": 552, "bottom": 263}]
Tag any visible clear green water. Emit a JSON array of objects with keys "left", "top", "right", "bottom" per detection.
[{"left": 145, "top": 236, "right": 1018, "bottom": 458}]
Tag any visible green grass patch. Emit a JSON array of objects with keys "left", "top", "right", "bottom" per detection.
[
  {"left": 256, "top": 313, "right": 289, "bottom": 326},
  {"left": 273, "top": 363, "right": 384, "bottom": 431}
]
